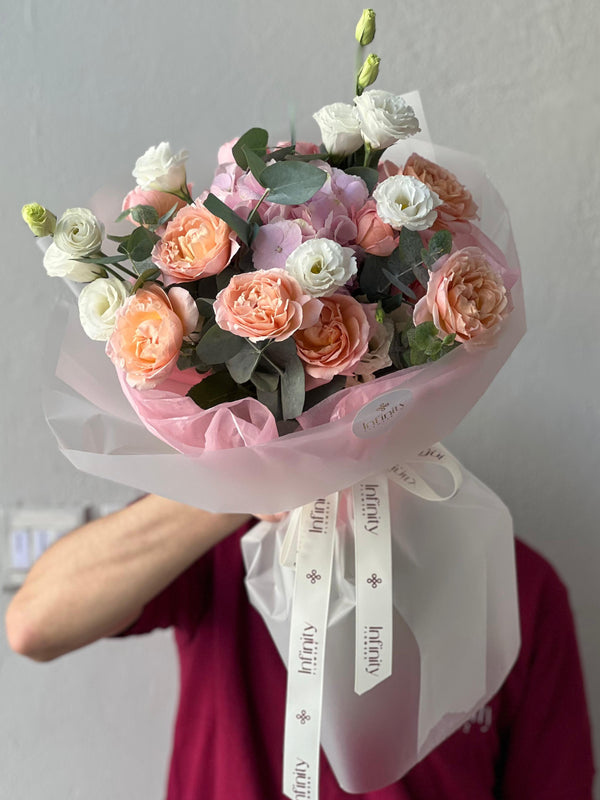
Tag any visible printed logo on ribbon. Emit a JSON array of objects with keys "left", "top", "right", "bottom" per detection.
[
  {"left": 291, "top": 758, "right": 312, "bottom": 800},
  {"left": 352, "top": 389, "right": 412, "bottom": 438}
]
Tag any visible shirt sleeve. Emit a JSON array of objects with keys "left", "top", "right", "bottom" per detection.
[
  {"left": 497, "top": 552, "right": 596, "bottom": 799},
  {"left": 112, "top": 550, "right": 213, "bottom": 638}
]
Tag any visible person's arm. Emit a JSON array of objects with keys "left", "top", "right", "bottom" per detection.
[{"left": 4, "top": 494, "right": 250, "bottom": 663}]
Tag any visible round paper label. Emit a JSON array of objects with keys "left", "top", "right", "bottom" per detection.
[{"left": 352, "top": 389, "right": 413, "bottom": 439}]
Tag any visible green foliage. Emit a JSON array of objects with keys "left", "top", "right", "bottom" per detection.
[
  {"left": 187, "top": 371, "right": 251, "bottom": 410},
  {"left": 226, "top": 341, "right": 263, "bottom": 383},
  {"left": 232, "top": 128, "right": 269, "bottom": 170},
  {"left": 259, "top": 161, "right": 327, "bottom": 205},
  {"left": 203, "top": 193, "right": 251, "bottom": 245},
  {"left": 403, "top": 321, "right": 457, "bottom": 365},
  {"left": 196, "top": 324, "right": 246, "bottom": 364},
  {"left": 424, "top": 229, "right": 452, "bottom": 267}
]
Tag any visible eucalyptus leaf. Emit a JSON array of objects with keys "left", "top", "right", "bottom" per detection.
[
  {"left": 216, "top": 266, "right": 237, "bottom": 291},
  {"left": 130, "top": 205, "right": 159, "bottom": 225},
  {"left": 195, "top": 298, "right": 215, "bottom": 319},
  {"left": 187, "top": 371, "right": 251, "bottom": 410},
  {"left": 124, "top": 226, "right": 160, "bottom": 262},
  {"left": 266, "top": 145, "right": 295, "bottom": 162},
  {"left": 359, "top": 254, "right": 391, "bottom": 299},
  {"left": 131, "top": 267, "right": 162, "bottom": 294},
  {"left": 232, "top": 128, "right": 269, "bottom": 170},
  {"left": 157, "top": 203, "right": 180, "bottom": 226},
  {"left": 412, "top": 263, "right": 430, "bottom": 288},
  {"left": 77, "top": 254, "right": 127, "bottom": 266},
  {"left": 226, "top": 341, "right": 262, "bottom": 383},
  {"left": 345, "top": 166, "right": 379, "bottom": 194},
  {"left": 381, "top": 267, "right": 417, "bottom": 300},
  {"left": 280, "top": 351, "right": 305, "bottom": 420},
  {"left": 260, "top": 161, "right": 327, "bottom": 205},
  {"left": 196, "top": 324, "right": 246, "bottom": 365},
  {"left": 425, "top": 229, "right": 452, "bottom": 266},
  {"left": 397, "top": 227, "right": 424, "bottom": 270},
  {"left": 130, "top": 258, "right": 156, "bottom": 275},
  {"left": 243, "top": 146, "right": 267, "bottom": 180},
  {"left": 256, "top": 387, "right": 281, "bottom": 419},
  {"left": 203, "top": 193, "right": 251, "bottom": 245},
  {"left": 251, "top": 368, "right": 280, "bottom": 393}
]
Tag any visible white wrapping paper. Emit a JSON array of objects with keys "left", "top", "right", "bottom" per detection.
[{"left": 242, "top": 458, "right": 520, "bottom": 793}]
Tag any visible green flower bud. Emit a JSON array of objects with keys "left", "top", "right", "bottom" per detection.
[
  {"left": 21, "top": 203, "right": 57, "bottom": 237},
  {"left": 355, "top": 9, "right": 376, "bottom": 46},
  {"left": 357, "top": 53, "right": 381, "bottom": 93}
]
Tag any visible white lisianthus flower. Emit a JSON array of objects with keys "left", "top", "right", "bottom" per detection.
[
  {"left": 132, "top": 142, "right": 189, "bottom": 192},
  {"left": 313, "top": 103, "right": 363, "bottom": 156},
  {"left": 373, "top": 175, "right": 441, "bottom": 231},
  {"left": 43, "top": 241, "right": 102, "bottom": 283},
  {"left": 54, "top": 207, "right": 104, "bottom": 257},
  {"left": 285, "top": 239, "right": 357, "bottom": 297},
  {"left": 354, "top": 90, "right": 420, "bottom": 149},
  {"left": 78, "top": 276, "right": 130, "bottom": 341}
]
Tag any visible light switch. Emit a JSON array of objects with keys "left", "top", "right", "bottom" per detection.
[{"left": 2, "top": 507, "right": 86, "bottom": 591}]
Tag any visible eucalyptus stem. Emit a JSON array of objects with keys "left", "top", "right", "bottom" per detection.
[{"left": 246, "top": 188, "right": 271, "bottom": 226}]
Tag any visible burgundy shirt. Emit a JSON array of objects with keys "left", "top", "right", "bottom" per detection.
[{"left": 117, "top": 530, "right": 595, "bottom": 799}]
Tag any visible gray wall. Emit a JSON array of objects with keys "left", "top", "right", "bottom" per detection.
[{"left": 1, "top": 0, "right": 598, "bottom": 797}]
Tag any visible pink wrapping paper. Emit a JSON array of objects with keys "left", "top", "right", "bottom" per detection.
[{"left": 43, "top": 141, "right": 525, "bottom": 515}]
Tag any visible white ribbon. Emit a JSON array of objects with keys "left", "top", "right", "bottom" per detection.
[
  {"left": 352, "top": 477, "right": 392, "bottom": 695},
  {"left": 283, "top": 493, "right": 339, "bottom": 800},
  {"left": 281, "top": 444, "right": 462, "bottom": 800}
]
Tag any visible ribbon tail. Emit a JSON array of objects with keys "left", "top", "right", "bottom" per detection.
[
  {"left": 352, "top": 477, "right": 393, "bottom": 695},
  {"left": 283, "top": 493, "right": 339, "bottom": 800}
]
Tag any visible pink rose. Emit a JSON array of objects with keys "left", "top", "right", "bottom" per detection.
[
  {"left": 413, "top": 247, "right": 509, "bottom": 345},
  {"left": 152, "top": 200, "right": 238, "bottom": 284},
  {"left": 355, "top": 198, "right": 399, "bottom": 256},
  {"left": 294, "top": 294, "right": 370, "bottom": 380},
  {"left": 214, "top": 269, "right": 322, "bottom": 342},
  {"left": 403, "top": 153, "right": 478, "bottom": 228},
  {"left": 377, "top": 160, "right": 402, "bottom": 182},
  {"left": 106, "top": 285, "right": 198, "bottom": 390},
  {"left": 122, "top": 186, "right": 187, "bottom": 229}
]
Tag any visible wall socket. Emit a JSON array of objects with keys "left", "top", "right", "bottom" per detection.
[{"left": 2, "top": 507, "right": 87, "bottom": 591}]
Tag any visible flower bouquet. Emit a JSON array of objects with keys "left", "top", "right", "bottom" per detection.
[{"left": 24, "top": 9, "right": 525, "bottom": 798}]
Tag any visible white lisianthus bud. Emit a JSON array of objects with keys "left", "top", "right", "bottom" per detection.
[
  {"left": 21, "top": 203, "right": 56, "bottom": 237},
  {"left": 78, "top": 276, "right": 130, "bottom": 341},
  {"left": 285, "top": 238, "right": 357, "bottom": 297},
  {"left": 313, "top": 103, "right": 363, "bottom": 156},
  {"left": 373, "top": 174, "right": 441, "bottom": 231},
  {"left": 54, "top": 207, "right": 104, "bottom": 257},
  {"left": 355, "top": 8, "right": 376, "bottom": 46},
  {"left": 43, "top": 241, "right": 102, "bottom": 283},
  {"left": 354, "top": 90, "right": 420, "bottom": 149},
  {"left": 132, "top": 142, "right": 189, "bottom": 192}
]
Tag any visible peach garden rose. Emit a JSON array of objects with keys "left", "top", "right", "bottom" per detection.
[
  {"left": 403, "top": 153, "right": 478, "bottom": 228},
  {"left": 294, "top": 293, "right": 370, "bottom": 380},
  {"left": 106, "top": 284, "right": 199, "bottom": 390},
  {"left": 213, "top": 269, "right": 322, "bottom": 343},
  {"left": 413, "top": 246, "right": 509, "bottom": 345},
  {"left": 152, "top": 200, "right": 237, "bottom": 284}
]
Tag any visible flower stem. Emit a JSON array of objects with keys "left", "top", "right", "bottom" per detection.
[
  {"left": 246, "top": 188, "right": 271, "bottom": 226},
  {"left": 167, "top": 181, "right": 194, "bottom": 205},
  {"left": 363, "top": 143, "right": 373, "bottom": 168},
  {"left": 355, "top": 42, "right": 364, "bottom": 96}
]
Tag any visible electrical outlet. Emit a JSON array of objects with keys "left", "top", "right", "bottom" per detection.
[{"left": 2, "top": 507, "right": 86, "bottom": 591}]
